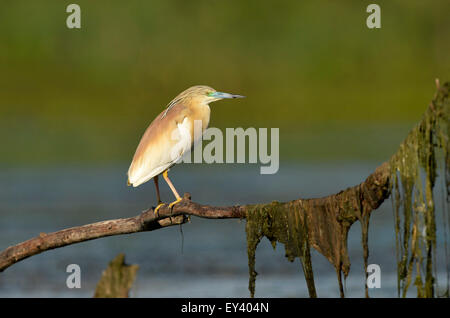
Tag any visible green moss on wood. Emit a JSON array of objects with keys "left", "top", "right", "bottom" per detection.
[
  {"left": 390, "top": 82, "right": 449, "bottom": 297},
  {"left": 245, "top": 82, "right": 449, "bottom": 298},
  {"left": 245, "top": 201, "right": 316, "bottom": 297}
]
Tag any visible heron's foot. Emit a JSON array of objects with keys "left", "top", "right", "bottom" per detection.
[
  {"left": 154, "top": 202, "right": 165, "bottom": 215},
  {"left": 168, "top": 197, "right": 182, "bottom": 209}
]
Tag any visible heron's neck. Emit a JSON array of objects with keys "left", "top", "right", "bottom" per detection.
[{"left": 190, "top": 101, "right": 211, "bottom": 131}]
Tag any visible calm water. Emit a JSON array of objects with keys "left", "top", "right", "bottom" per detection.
[{"left": 0, "top": 162, "right": 448, "bottom": 297}]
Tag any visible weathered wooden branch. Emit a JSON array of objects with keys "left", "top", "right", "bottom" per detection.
[{"left": 0, "top": 163, "right": 390, "bottom": 273}]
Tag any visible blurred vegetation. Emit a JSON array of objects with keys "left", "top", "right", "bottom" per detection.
[
  {"left": 94, "top": 253, "right": 138, "bottom": 298},
  {"left": 0, "top": 0, "right": 448, "bottom": 166}
]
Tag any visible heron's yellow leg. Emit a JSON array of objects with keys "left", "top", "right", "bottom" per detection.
[
  {"left": 162, "top": 170, "right": 182, "bottom": 209},
  {"left": 153, "top": 176, "right": 165, "bottom": 215}
]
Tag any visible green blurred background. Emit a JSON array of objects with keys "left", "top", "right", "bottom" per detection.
[
  {"left": 1, "top": 0, "right": 450, "bottom": 298},
  {"left": 0, "top": 0, "right": 449, "bottom": 166}
]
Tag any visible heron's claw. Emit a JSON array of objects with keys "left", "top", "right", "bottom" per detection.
[
  {"left": 168, "top": 197, "right": 182, "bottom": 209},
  {"left": 154, "top": 202, "right": 165, "bottom": 215}
]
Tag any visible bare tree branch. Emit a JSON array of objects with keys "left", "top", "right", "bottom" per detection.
[{"left": 0, "top": 164, "right": 389, "bottom": 272}]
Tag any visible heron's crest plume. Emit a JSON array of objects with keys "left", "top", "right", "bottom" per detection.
[{"left": 162, "top": 85, "right": 216, "bottom": 118}]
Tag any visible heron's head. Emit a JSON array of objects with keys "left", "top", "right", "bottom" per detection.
[{"left": 178, "top": 85, "right": 245, "bottom": 105}]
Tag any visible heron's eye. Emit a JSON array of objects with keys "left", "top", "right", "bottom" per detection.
[{"left": 207, "top": 92, "right": 214, "bottom": 97}]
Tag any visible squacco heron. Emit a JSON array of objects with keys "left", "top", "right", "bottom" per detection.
[{"left": 127, "top": 85, "right": 244, "bottom": 213}]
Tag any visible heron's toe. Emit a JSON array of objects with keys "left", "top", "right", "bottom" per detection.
[
  {"left": 154, "top": 202, "right": 165, "bottom": 215},
  {"left": 168, "top": 198, "right": 182, "bottom": 209}
]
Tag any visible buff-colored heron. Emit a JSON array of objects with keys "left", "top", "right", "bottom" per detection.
[{"left": 127, "top": 85, "right": 244, "bottom": 213}]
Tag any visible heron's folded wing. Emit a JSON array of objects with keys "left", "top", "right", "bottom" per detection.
[{"left": 127, "top": 106, "right": 192, "bottom": 186}]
